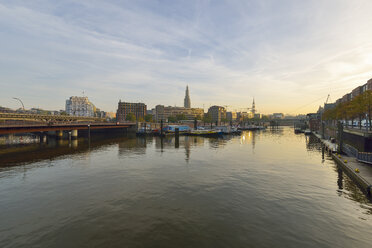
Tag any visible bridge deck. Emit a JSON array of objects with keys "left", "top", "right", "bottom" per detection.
[{"left": 0, "top": 123, "right": 136, "bottom": 135}]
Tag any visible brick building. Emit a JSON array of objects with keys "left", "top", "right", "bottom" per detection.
[{"left": 116, "top": 101, "right": 147, "bottom": 122}]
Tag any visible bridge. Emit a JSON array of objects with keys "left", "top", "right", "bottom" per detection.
[
  {"left": 0, "top": 112, "right": 136, "bottom": 138},
  {"left": 0, "top": 112, "right": 106, "bottom": 122}
]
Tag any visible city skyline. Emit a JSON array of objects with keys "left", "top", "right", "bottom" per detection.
[{"left": 1, "top": 1, "right": 372, "bottom": 114}]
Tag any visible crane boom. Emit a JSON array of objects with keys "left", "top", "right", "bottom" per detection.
[{"left": 325, "top": 94, "right": 330, "bottom": 104}]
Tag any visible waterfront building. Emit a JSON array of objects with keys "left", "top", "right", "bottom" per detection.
[
  {"left": 351, "top": 86, "right": 363, "bottom": 99},
  {"left": 333, "top": 77, "right": 372, "bottom": 104},
  {"left": 208, "top": 106, "right": 226, "bottom": 124},
  {"left": 341, "top": 93, "right": 351, "bottom": 103},
  {"left": 0, "top": 106, "right": 15, "bottom": 113},
  {"left": 254, "top": 113, "right": 261, "bottom": 119},
  {"left": 184, "top": 85, "right": 191, "bottom": 108},
  {"left": 116, "top": 101, "right": 147, "bottom": 122},
  {"left": 155, "top": 105, "right": 203, "bottom": 122},
  {"left": 237, "top": 112, "right": 249, "bottom": 121},
  {"left": 226, "top": 111, "right": 237, "bottom": 121},
  {"left": 65, "top": 96, "right": 95, "bottom": 117},
  {"left": 272, "top": 113, "right": 284, "bottom": 119}
]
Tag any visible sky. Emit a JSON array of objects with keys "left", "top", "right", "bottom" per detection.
[{"left": 1, "top": 0, "right": 372, "bottom": 114}]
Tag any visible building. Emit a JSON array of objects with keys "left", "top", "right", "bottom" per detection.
[
  {"left": 65, "top": 96, "right": 95, "bottom": 117},
  {"left": 155, "top": 105, "right": 204, "bottom": 122},
  {"left": 237, "top": 112, "right": 249, "bottom": 121},
  {"left": 184, "top": 85, "right": 191, "bottom": 108},
  {"left": 272, "top": 113, "right": 284, "bottom": 119},
  {"left": 333, "top": 77, "right": 372, "bottom": 104},
  {"left": 351, "top": 86, "right": 363, "bottom": 99},
  {"left": 208, "top": 106, "right": 226, "bottom": 124},
  {"left": 116, "top": 101, "right": 147, "bottom": 122},
  {"left": 307, "top": 113, "right": 320, "bottom": 131},
  {"left": 226, "top": 111, "right": 237, "bottom": 121}
]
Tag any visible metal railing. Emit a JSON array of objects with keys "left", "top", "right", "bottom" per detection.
[
  {"left": 358, "top": 152, "right": 372, "bottom": 164},
  {"left": 343, "top": 143, "right": 372, "bottom": 164}
]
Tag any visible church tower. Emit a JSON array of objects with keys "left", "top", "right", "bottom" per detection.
[
  {"left": 184, "top": 85, "right": 191, "bottom": 108},
  {"left": 252, "top": 98, "right": 256, "bottom": 115}
]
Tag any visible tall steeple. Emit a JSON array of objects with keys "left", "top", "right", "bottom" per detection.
[
  {"left": 184, "top": 85, "right": 191, "bottom": 108},
  {"left": 252, "top": 98, "right": 256, "bottom": 115}
]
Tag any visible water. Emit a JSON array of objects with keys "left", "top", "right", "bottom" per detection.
[{"left": 0, "top": 127, "right": 371, "bottom": 248}]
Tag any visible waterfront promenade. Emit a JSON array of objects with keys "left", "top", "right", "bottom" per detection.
[
  {"left": 312, "top": 132, "right": 372, "bottom": 196},
  {"left": 332, "top": 153, "right": 372, "bottom": 196}
]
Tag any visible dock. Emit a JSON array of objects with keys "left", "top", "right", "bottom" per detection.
[
  {"left": 312, "top": 132, "right": 338, "bottom": 152},
  {"left": 312, "top": 131, "right": 372, "bottom": 196},
  {"left": 332, "top": 153, "right": 372, "bottom": 196}
]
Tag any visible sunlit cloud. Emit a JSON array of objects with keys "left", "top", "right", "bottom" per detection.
[{"left": 0, "top": 0, "right": 372, "bottom": 114}]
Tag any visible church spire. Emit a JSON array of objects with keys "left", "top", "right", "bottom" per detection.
[
  {"left": 252, "top": 98, "right": 256, "bottom": 114},
  {"left": 184, "top": 85, "right": 191, "bottom": 108}
]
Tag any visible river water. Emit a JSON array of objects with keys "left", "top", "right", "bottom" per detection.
[{"left": 0, "top": 127, "right": 371, "bottom": 248}]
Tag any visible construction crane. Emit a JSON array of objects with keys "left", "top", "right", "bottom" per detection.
[
  {"left": 223, "top": 105, "right": 230, "bottom": 111},
  {"left": 325, "top": 94, "right": 330, "bottom": 104},
  {"left": 239, "top": 107, "right": 252, "bottom": 112}
]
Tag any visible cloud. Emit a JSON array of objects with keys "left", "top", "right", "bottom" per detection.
[{"left": 1, "top": 0, "right": 372, "bottom": 114}]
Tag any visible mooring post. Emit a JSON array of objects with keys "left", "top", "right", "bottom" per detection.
[
  {"left": 160, "top": 120, "right": 163, "bottom": 136},
  {"left": 88, "top": 124, "right": 91, "bottom": 141},
  {"left": 337, "top": 121, "right": 343, "bottom": 154},
  {"left": 175, "top": 127, "right": 179, "bottom": 148},
  {"left": 322, "top": 144, "right": 325, "bottom": 160}
]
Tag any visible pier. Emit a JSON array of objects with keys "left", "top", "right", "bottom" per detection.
[{"left": 312, "top": 131, "right": 372, "bottom": 196}]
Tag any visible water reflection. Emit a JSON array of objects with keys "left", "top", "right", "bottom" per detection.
[
  {"left": 1, "top": 128, "right": 372, "bottom": 248},
  {"left": 0, "top": 134, "right": 130, "bottom": 168},
  {"left": 240, "top": 131, "right": 258, "bottom": 151},
  {"left": 118, "top": 136, "right": 149, "bottom": 157},
  {"left": 305, "top": 135, "right": 322, "bottom": 152}
]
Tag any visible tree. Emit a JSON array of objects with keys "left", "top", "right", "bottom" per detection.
[
  {"left": 126, "top": 113, "right": 136, "bottom": 122},
  {"left": 176, "top": 114, "right": 186, "bottom": 121},
  {"left": 144, "top": 114, "right": 153, "bottom": 122},
  {"left": 221, "top": 118, "right": 229, "bottom": 124},
  {"left": 138, "top": 117, "right": 145, "bottom": 122},
  {"left": 168, "top": 115, "right": 177, "bottom": 123},
  {"left": 351, "top": 94, "right": 365, "bottom": 129},
  {"left": 364, "top": 90, "right": 372, "bottom": 130},
  {"left": 203, "top": 113, "right": 212, "bottom": 124}
]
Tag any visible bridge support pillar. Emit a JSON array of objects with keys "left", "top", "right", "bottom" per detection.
[
  {"left": 39, "top": 133, "right": 47, "bottom": 143},
  {"left": 71, "top": 129, "right": 78, "bottom": 139},
  {"left": 56, "top": 130, "right": 63, "bottom": 139}
]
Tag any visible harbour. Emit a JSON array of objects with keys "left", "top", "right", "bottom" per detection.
[{"left": 1, "top": 127, "right": 371, "bottom": 247}]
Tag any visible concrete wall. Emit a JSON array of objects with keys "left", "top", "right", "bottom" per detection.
[{"left": 343, "top": 129, "right": 372, "bottom": 152}]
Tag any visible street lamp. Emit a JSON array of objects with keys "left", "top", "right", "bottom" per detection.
[{"left": 12, "top": 97, "right": 25, "bottom": 110}]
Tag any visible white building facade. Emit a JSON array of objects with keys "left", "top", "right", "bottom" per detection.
[{"left": 65, "top": 96, "right": 95, "bottom": 117}]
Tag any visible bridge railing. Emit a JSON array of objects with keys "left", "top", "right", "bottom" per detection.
[{"left": 0, "top": 112, "right": 107, "bottom": 123}]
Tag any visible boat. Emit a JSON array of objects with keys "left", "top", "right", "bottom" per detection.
[
  {"left": 294, "top": 127, "right": 303, "bottom": 134},
  {"left": 214, "top": 126, "right": 242, "bottom": 135},
  {"left": 304, "top": 129, "right": 312, "bottom": 135},
  {"left": 186, "top": 129, "right": 223, "bottom": 137},
  {"left": 238, "top": 125, "right": 266, "bottom": 131}
]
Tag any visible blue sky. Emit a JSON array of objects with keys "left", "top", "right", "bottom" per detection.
[{"left": 1, "top": 0, "right": 372, "bottom": 114}]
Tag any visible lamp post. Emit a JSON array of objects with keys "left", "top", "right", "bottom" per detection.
[{"left": 12, "top": 97, "right": 25, "bottom": 110}]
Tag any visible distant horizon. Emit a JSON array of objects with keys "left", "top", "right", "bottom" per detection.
[{"left": 1, "top": 0, "right": 372, "bottom": 114}]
